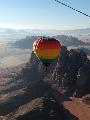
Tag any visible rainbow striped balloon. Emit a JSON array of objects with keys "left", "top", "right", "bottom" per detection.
[{"left": 33, "top": 37, "right": 61, "bottom": 65}]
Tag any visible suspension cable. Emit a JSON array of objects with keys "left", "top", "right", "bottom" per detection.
[{"left": 54, "top": 0, "right": 90, "bottom": 18}]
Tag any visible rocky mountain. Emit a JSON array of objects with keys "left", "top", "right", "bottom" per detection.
[
  {"left": 22, "top": 46, "right": 90, "bottom": 97},
  {"left": 78, "top": 47, "right": 90, "bottom": 55},
  {"left": 0, "top": 45, "right": 90, "bottom": 119},
  {"left": 44, "top": 46, "right": 90, "bottom": 97}
]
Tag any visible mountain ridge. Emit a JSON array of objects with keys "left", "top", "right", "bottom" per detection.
[{"left": 12, "top": 35, "right": 90, "bottom": 50}]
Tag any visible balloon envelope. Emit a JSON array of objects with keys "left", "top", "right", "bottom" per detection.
[{"left": 33, "top": 37, "right": 61, "bottom": 66}]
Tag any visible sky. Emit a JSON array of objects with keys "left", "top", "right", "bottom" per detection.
[{"left": 0, "top": 0, "right": 90, "bottom": 30}]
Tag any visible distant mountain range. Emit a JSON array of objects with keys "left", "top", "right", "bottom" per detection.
[
  {"left": 12, "top": 35, "right": 90, "bottom": 49},
  {"left": 0, "top": 27, "right": 90, "bottom": 42}
]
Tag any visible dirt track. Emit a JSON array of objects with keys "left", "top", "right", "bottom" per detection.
[
  {"left": 63, "top": 98, "right": 90, "bottom": 120},
  {"left": 52, "top": 91, "right": 90, "bottom": 120}
]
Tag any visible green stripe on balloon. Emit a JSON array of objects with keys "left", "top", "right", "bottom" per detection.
[{"left": 40, "top": 57, "right": 57, "bottom": 62}]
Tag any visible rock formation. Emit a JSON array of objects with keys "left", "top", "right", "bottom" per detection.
[{"left": 20, "top": 45, "right": 90, "bottom": 97}]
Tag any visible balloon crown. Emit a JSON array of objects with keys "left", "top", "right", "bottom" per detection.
[{"left": 39, "top": 37, "right": 58, "bottom": 41}]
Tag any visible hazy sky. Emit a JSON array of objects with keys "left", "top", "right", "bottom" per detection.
[{"left": 0, "top": 0, "right": 90, "bottom": 30}]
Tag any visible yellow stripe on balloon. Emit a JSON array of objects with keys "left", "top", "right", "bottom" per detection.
[{"left": 35, "top": 48, "right": 61, "bottom": 58}]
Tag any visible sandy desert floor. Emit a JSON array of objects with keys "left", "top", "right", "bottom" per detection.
[{"left": 0, "top": 43, "right": 31, "bottom": 68}]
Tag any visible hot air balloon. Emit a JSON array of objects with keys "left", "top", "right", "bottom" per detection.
[{"left": 33, "top": 37, "right": 61, "bottom": 69}]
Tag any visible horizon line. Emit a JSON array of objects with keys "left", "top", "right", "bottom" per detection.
[{"left": 0, "top": 26, "right": 90, "bottom": 31}]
